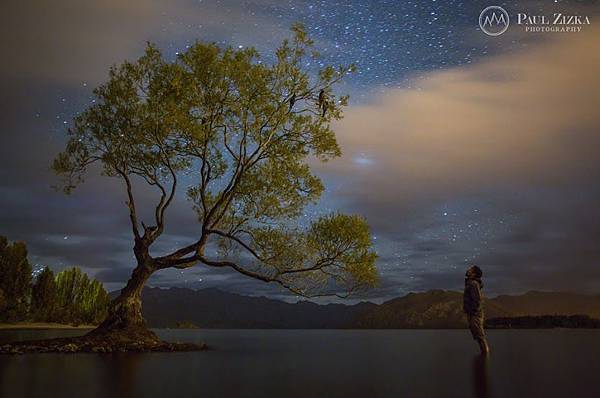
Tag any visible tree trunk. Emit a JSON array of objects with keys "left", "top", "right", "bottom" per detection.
[{"left": 87, "top": 265, "right": 156, "bottom": 340}]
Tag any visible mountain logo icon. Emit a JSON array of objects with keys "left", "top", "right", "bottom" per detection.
[{"left": 479, "top": 6, "right": 510, "bottom": 36}]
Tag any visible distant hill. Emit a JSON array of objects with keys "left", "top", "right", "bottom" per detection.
[
  {"left": 138, "top": 287, "right": 376, "bottom": 329},
  {"left": 353, "top": 290, "right": 600, "bottom": 328},
  {"left": 492, "top": 291, "right": 600, "bottom": 318},
  {"left": 115, "top": 287, "right": 600, "bottom": 329},
  {"left": 352, "top": 290, "right": 513, "bottom": 328}
]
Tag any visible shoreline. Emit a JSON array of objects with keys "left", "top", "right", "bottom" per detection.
[
  {"left": 0, "top": 322, "right": 95, "bottom": 330},
  {"left": 2, "top": 324, "right": 600, "bottom": 331}
]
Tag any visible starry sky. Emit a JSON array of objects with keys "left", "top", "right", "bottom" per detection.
[{"left": 1, "top": 0, "right": 599, "bottom": 302}]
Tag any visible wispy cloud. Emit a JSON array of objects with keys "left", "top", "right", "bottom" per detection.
[{"left": 318, "top": 28, "right": 600, "bottom": 296}]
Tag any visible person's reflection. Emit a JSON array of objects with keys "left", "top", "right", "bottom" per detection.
[{"left": 472, "top": 354, "right": 490, "bottom": 398}]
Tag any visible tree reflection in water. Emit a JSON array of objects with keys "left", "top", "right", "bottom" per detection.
[{"left": 100, "top": 353, "right": 143, "bottom": 398}]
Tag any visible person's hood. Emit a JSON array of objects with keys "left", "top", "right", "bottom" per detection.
[{"left": 465, "top": 276, "right": 483, "bottom": 289}]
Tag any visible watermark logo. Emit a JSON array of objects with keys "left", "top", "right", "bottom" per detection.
[
  {"left": 517, "top": 13, "right": 591, "bottom": 33},
  {"left": 479, "top": 6, "right": 510, "bottom": 36},
  {"left": 479, "top": 5, "right": 592, "bottom": 36}
]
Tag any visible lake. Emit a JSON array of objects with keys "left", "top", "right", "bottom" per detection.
[{"left": 1, "top": 329, "right": 599, "bottom": 398}]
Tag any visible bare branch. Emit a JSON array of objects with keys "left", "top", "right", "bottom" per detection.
[{"left": 115, "top": 169, "right": 141, "bottom": 240}]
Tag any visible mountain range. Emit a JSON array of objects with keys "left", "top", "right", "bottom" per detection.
[{"left": 126, "top": 287, "right": 600, "bottom": 329}]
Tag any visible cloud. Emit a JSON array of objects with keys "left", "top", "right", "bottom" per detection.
[
  {"left": 316, "top": 28, "right": 600, "bottom": 296},
  {"left": 329, "top": 27, "right": 600, "bottom": 199},
  {"left": 0, "top": 0, "right": 291, "bottom": 87}
]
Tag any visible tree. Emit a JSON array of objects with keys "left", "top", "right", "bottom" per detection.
[
  {"left": 53, "top": 24, "right": 377, "bottom": 341},
  {"left": 0, "top": 235, "right": 32, "bottom": 321},
  {"left": 55, "top": 267, "right": 87, "bottom": 323},
  {"left": 79, "top": 279, "right": 110, "bottom": 324},
  {"left": 31, "top": 266, "right": 58, "bottom": 322},
  {"left": 54, "top": 267, "right": 110, "bottom": 325}
]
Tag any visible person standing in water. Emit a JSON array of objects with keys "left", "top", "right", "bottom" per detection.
[{"left": 463, "top": 265, "right": 490, "bottom": 355}]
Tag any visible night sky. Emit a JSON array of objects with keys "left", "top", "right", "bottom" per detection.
[{"left": 1, "top": 0, "right": 599, "bottom": 302}]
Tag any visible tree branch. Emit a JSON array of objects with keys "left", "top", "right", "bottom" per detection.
[{"left": 115, "top": 169, "right": 141, "bottom": 240}]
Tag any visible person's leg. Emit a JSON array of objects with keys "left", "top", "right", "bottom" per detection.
[
  {"left": 468, "top": 315, "right": 478, "bottom": 339},
  {"left": 474, "top": 315, "right": 490, "bottom": 355},
  {"left": 469, "top": 314, "right": 490, "bottom": 355}
]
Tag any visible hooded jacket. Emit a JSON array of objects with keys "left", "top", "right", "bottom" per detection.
[{"left": 463, "top": 277, "right": 483, "bottom": 315}]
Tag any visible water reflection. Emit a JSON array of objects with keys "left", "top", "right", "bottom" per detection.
[
  {"left": 3, "top": 330, "right": 600, "bottom": 398},
  {"left": 99, "top": 354, "right": 142, "bottom": 398},
  {"left": 472, "top": 354, "right": 490, "bottom": 398}
]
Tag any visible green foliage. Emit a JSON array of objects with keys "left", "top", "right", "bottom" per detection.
[
  {"left": 55, "top": 268, "right": 110, "bottom": 325},
  {"left": 246, "top": 214, "right": 378, "bottom": 296},
  {"left": 0, "top": 236, "right": 109, "bottom": 324},
  {"left": 53, "top": 24, "right": 378, "bottom": 298},
  {"left": 0, "top": 236, "right": 32, "bottom": 321},
  {"left": 31, "top": 267, "right": 58, "bottom": 322}
]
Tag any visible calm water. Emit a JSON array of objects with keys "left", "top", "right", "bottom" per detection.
[{"left": 1, "top": 329, "right": 599, "bottom": 398}]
